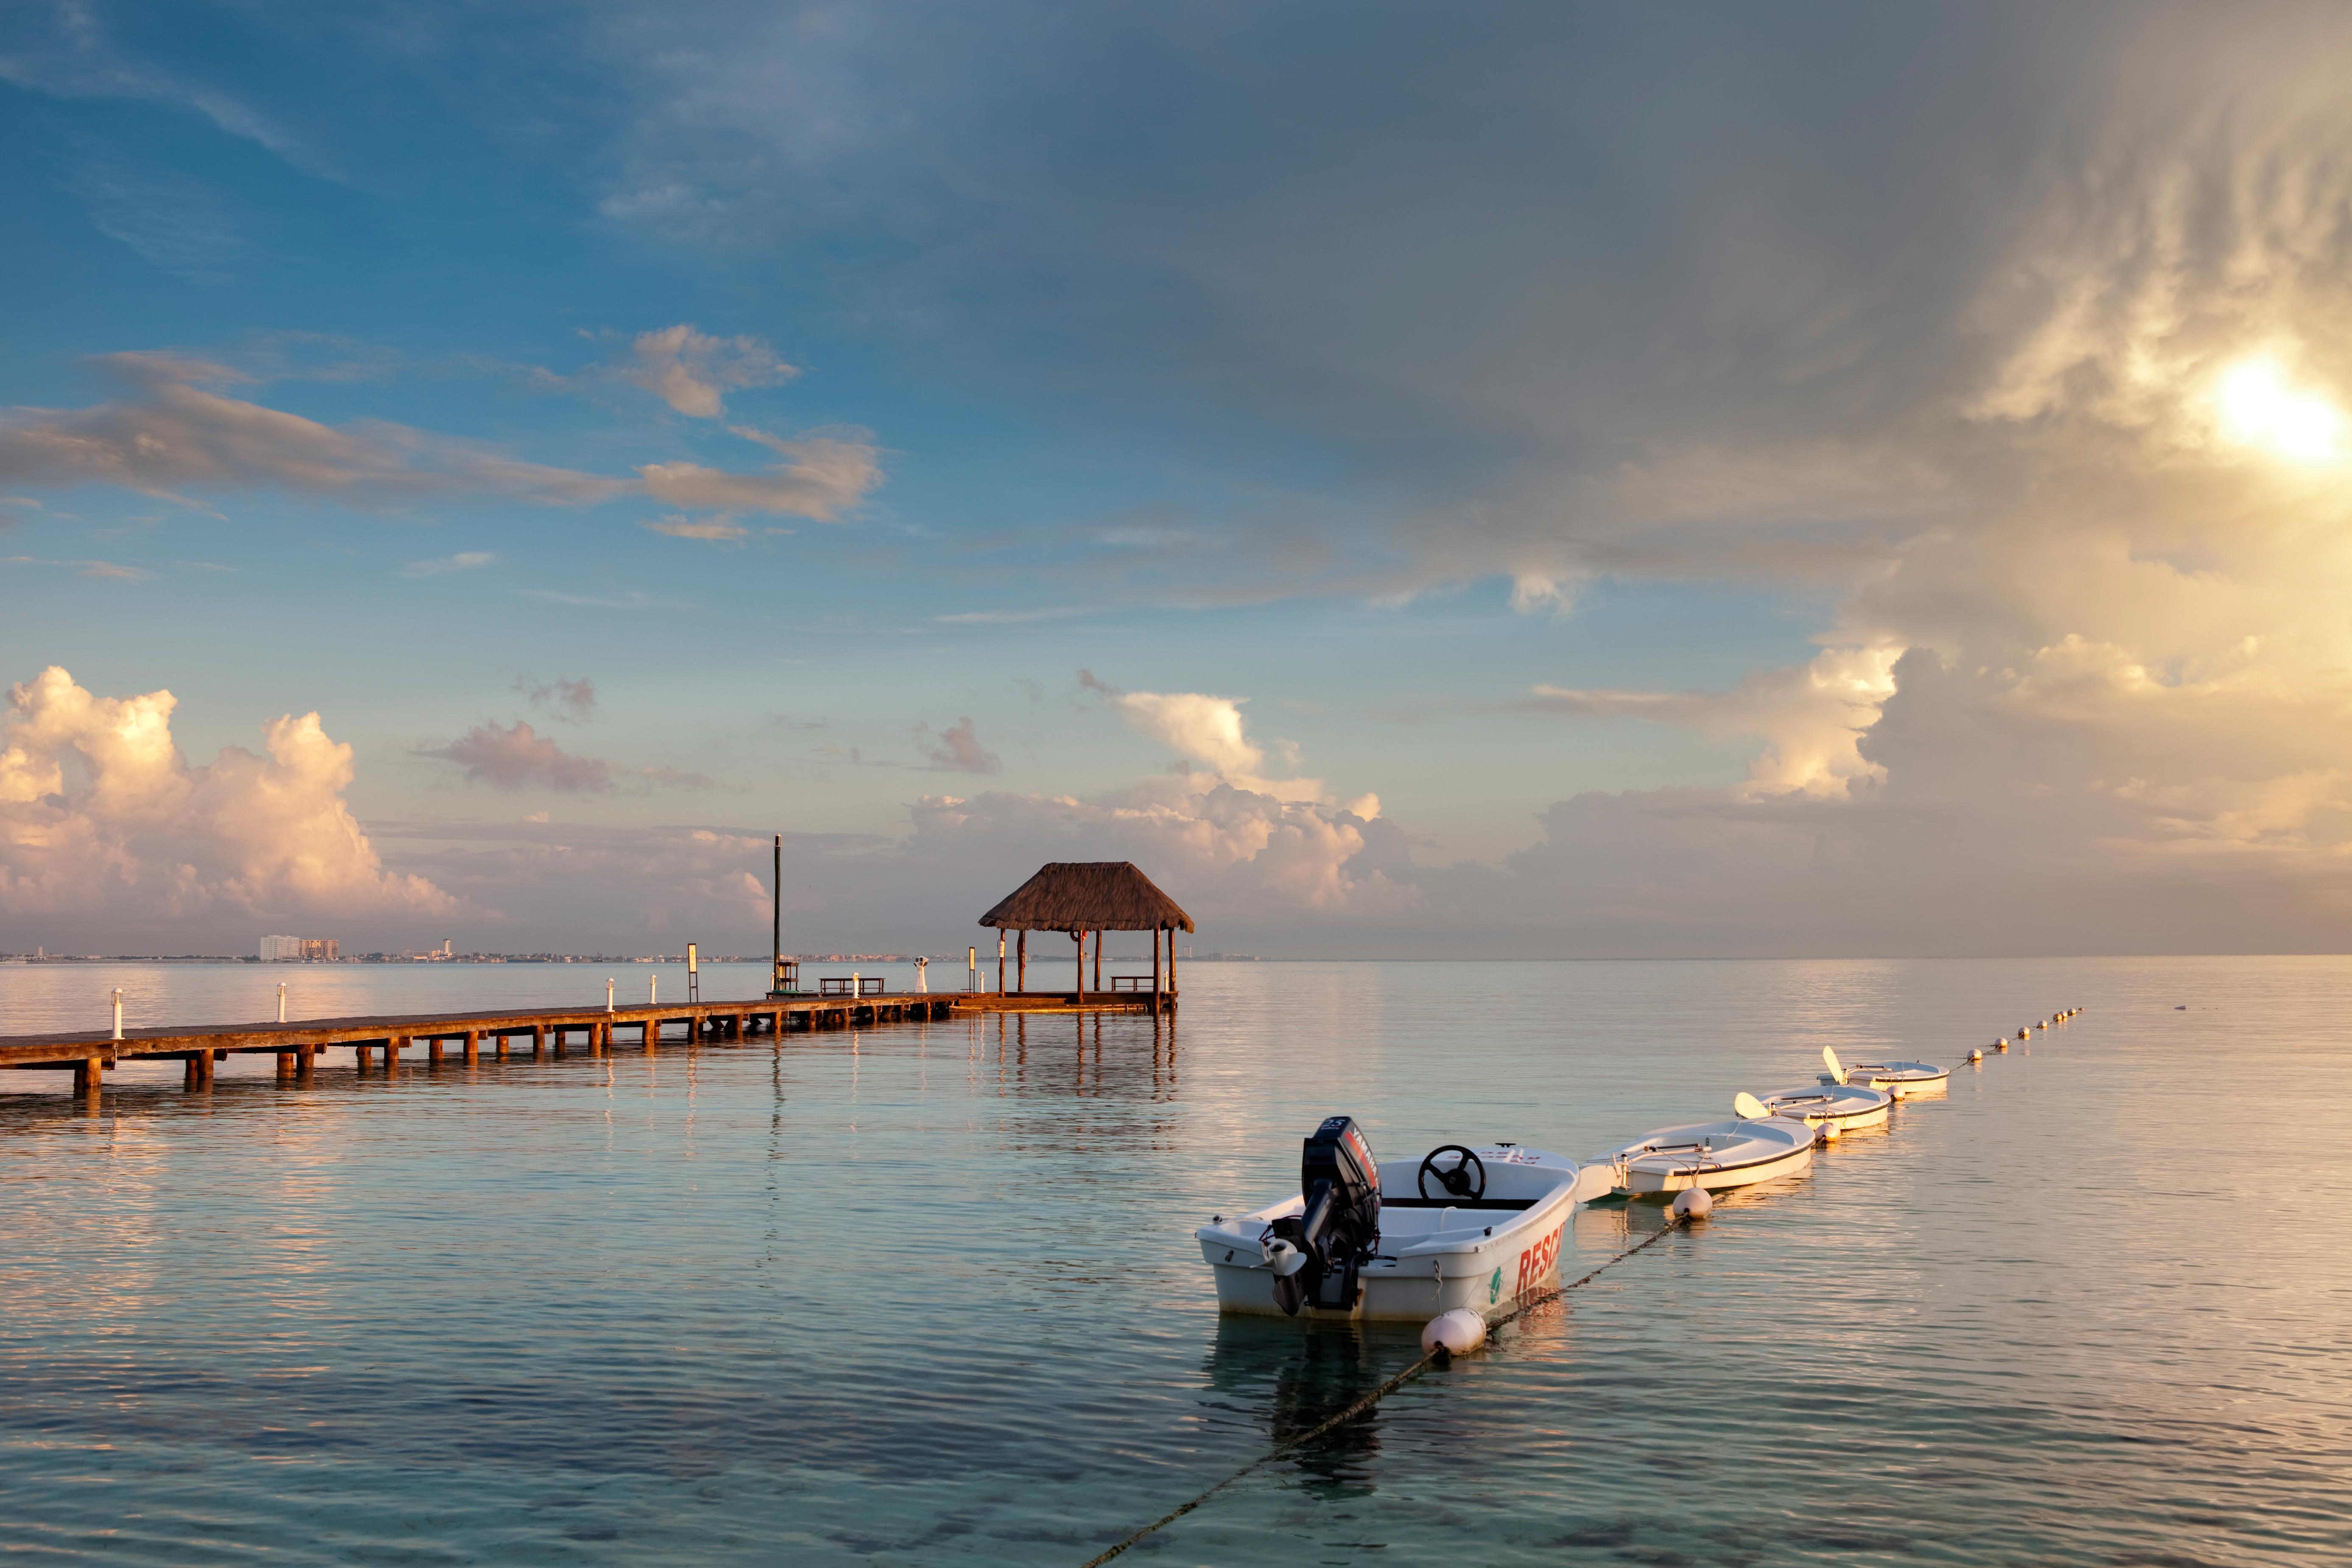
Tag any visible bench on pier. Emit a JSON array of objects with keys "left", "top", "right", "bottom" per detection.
[
  {"left": 1109, "top": 976, "right": 1166, "bottom": 992},
  {"left": 818, "top": 977, "right": 887, "bottom": 997}
]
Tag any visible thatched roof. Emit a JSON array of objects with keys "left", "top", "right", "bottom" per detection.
[{"left": 979, "top": 862, "right": 1195, "bottom": 932}]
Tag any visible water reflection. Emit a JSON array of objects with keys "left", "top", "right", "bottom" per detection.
[{"left": 1204, "top": 1317, "right": 1412, "bottom": 1498}]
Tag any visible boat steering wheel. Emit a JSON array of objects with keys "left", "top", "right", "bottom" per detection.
[{"left": 1417, "top": 1144, "right": 1487, "bottom": 1202}]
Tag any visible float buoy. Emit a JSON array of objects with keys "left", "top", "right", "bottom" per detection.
[
  {"left": 1814, "top": 1120, "right": 1841, "bottom": 1146},
  {"left": 1992, "top": 1038, "right": 2008, "bottom": 1052},
  {"left": 1670, "top": 1188, "right": 1713, "bottom": 1223},
  {"left": 1421, "top": 1308, "right": 1487, "bottom": 1358},
  {"left": 1967, "top": 1048, "right": 1983, "bottom": 1063}
]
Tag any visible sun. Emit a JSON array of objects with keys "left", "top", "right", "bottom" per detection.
[{"left": 2216, "top": 357, "right": 2345, "bottom": 462}]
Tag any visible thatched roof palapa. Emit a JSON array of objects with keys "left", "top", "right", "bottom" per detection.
[{"left": 978, "top": 862, "right": 1195, "bottom": 932}]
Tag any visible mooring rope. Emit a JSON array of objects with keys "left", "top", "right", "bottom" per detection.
[{"left": 1075, "top": 1218, "right": 1682, "bottom": 1568}]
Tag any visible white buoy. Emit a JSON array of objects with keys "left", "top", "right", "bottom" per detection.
[
  {"left": 1421, "top": 1308, "right": 1487, "bottom": 1358},
  {"left": 1670, "top": 1187, "right": 1713, "bottom": 1222},
  {"left": 1992, "top": 1038, "right": 2007, "bottom": 1052},
  {"left": 1814, "top": 1121, "right": 1841, "bottom": 1146},
  {"left": 1967, "top": 1048, "right": 1983, "bottom": 1063}
]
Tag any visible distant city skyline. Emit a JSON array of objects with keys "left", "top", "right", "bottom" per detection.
[{"left": 6, "top": 4, "right": 2352, "bottom": 957}]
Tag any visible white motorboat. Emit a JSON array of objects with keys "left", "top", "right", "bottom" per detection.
[
  {"left": 1750, "top": 1079, "right": 1893, "bottom": 1131},
  {"left": 1598, "top": 1108, "right": 1814, "bottom": 1196},
  {"left": 1196, "top": 1116, "right": 1615, "bottom": 1321},
  {"left": 1821, "top": 1045, "right": 1948, "bottom": 1099}
]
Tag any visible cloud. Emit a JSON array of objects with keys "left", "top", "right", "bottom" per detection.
[
  {"left": 515, "top": 674, "right": 598, "bottom": 723},
  {"left": 636, "top": 432, "right": 879, "bottom": 519},
  {"left": 2, "top": 556, "right": 148, "bottom": 580},
  {"left": 1109, "top": 689, "right": 1261, "bottom": 776},
  {"left": 401, "top": 551, "right": 497, "bottom": 576},
  {"left": 643, "top": 516, "right": 747, "bottom": 541},
  {"left": 417, "top": 720, "right": 613, "bottom": 794},
  {"left": 1520, "top": 646, "right": 1901, "bottom": 799},
  {"left": 0, "top": 665, "right": 452, "bottom": 926},
  {"left": 0, "top": 353, "right": 880, "bottom": 519},
  {"left": 915, "top": 716, "right": 999, "bottom": 773},
  {"left": 614, "top": 325, "right": 798, "bottom": 418},
  {"left": 0, "top": 1, "right": 326, "bottom": 176},
  {"left": 417, "top": 719, "right": 716, "bottom": 796}
]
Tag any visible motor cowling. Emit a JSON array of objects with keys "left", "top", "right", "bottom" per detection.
[{"left": 1264, "top": 1116, "right": 1381, "bottom": 1316}]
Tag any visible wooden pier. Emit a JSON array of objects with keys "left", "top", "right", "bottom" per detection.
[{"left": 0, "top": 988, "right": 1173, "bottom": 1094}]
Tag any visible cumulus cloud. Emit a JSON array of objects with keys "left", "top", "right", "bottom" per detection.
[
  {"left": 614, "top": 325, "right": 797, "bottom": 418},
  {"left": 915, "top": 716, "right": 999, "bottom": 774},
  {"left": 0, "top": 353, "right": 879, "bottom": 520},
  {"left": 0, "top": 666, "right": 452, "bottom": 928},
  {"left": 1521, "top": 646, "right": 1901, "bottom": 799}
]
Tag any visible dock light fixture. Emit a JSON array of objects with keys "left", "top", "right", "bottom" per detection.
[
  {"left": 111, "top": 988, "right": 123, "bottom": 1041},
  {"left": 606, "top": 978, "right": 615, "bottom": 1013},
  {"left": 650, "top": 974, "right": 657, "bottom": 1005},
  {"left": 277, "top": 982, "right": 287, "bottom": 1024}
]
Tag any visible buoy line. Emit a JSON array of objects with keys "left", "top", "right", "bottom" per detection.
[
  {"left": 1080, "top": 1003, "right": 2081, "bottom": 1565},
  {"left": 1075, "top": 1221, "right": 1682, "bottom": 1567}
]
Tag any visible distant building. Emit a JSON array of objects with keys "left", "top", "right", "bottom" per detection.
[
  {"left": 260, "top": 935, "right": 340, "bottom": 962},
  {"left": 299, "top": 938, "right": 339, "bottom": 962}
]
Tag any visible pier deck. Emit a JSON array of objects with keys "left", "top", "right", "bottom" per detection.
[{"left": 0, "top": 989, "right": 1175, "bottom": 1092}]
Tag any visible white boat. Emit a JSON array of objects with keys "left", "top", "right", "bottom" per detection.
[
  {"left": 1821, "top": 1045, "right": 1947, "bottom": 1098},
  {"left": 1750, "top": 1080, "right": 1893, "bottom": 1131},
  {"left": 1598, "top": 1109, "right": 1814, "bottom": 1196},
  {"left": 1196, "top": 1117, "right": 1614, "bottom": 1321}
]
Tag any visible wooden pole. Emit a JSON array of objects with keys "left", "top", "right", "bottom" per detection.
[
  {"left": 1017, "top": 929, "right": 1027, "bottom": 993},
  {"left": 1094, "top": 929, "right": 1103, "bottom": 993},
  {"left": 1152, "top": 925, "right": 1161, "bottom": 1004},
  {"left": 1074, "top": 928, "right": 1084, "bottom": 999},
  {"left": 997, "top": 930, "right": 1006, "bottom": 994},
  {"left": 1169, "top": 934, "right": 1177, "bottom": 1001},
  {"left": 75, "top": 1055, "right": 102, "bottom": 1096},
  {"left": 463, "top": 1030, "right": 480, "bottom": 1064}
]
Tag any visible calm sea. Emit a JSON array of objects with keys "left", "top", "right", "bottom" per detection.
[{"left": 3, "top": 957, "right": 2346, "bottom": 1565}]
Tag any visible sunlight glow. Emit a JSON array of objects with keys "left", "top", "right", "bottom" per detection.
[{"left": 2217, "top": 357, "right": 2346, "bottom": 462}]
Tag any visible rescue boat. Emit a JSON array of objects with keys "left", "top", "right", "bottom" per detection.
[
  {"left": 1196, "top": 1117, "right": 1614, "bottom": 1321},
  {"left": 1820, "top": 1045, "right": 1948, "bottom": 1098},
  {"left": 1598, "top": 1111, "right": 1814, "bottom": 1196}
]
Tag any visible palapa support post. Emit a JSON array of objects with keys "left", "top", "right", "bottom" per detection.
[
  {"left": 1093, "top": 929, "right": 1102, "bottom": 993},
  {"left": 997, "top": 932, "right": 1006, "bottom": 993},
  {"left": 1152, "top": 925, "right": 1161, "bottom": 1004},
  {"left": 1017, "top": 930, "right": 1027, "bottom": 993}
]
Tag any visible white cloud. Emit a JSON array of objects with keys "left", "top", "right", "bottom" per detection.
[
  {"left": 1524, "top": 645, "right": 1901, "bottom": 799},
  {"left": 0, "top": 666, "right": 452, "bottom": 925},
  {"left": 637, "top": 432, "right": 879, "bottom": 520},
  {"left": 616, "top": 325, "right": 798, "bottom": 418}
]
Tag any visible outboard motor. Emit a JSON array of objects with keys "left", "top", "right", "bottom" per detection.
[{"left": 1261, "top": 1116, "right": 1381, "bottom": 1316}]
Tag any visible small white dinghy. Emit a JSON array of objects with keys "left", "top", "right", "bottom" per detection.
[
  {"left": 1820, "top": 1045, "right": 1948, "bottom": 1099},
  {"left": 1196, "top": 1116, "right": 1614, "bottom": 1321},
  {"left": 1598, "top": 1099, "right": 1814, "bottom": 1196},
  {"left": 1750, "top": 1079, "right": 1893, "bottom": 1132}
]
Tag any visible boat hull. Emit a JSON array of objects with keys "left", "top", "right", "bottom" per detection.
[{"left": 1615, "top": 1142, "right": 1813, "bottom": 1194}]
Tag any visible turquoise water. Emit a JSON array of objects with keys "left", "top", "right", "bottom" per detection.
[{"left": 3, "top": 958, "right": 2347, "bottom": 1564}]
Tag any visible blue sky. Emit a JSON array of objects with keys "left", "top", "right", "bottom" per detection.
[{"left": 8, "top": 3, "right": 2352, "bottom": 957}]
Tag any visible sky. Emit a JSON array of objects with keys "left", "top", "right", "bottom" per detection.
[{"left": 6, "top": 1, "right": 2352, "bottom": 958}]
